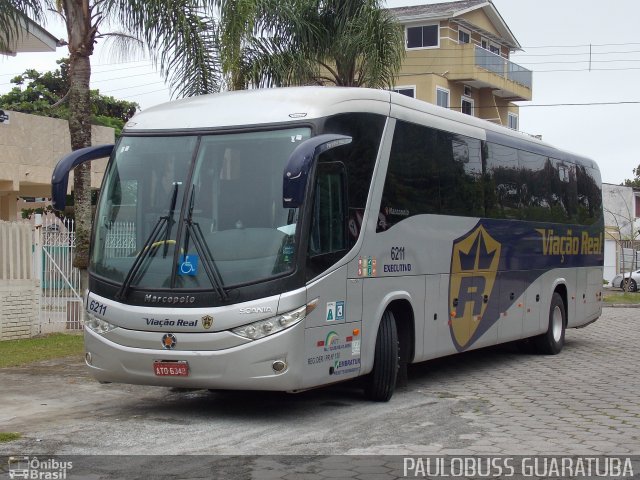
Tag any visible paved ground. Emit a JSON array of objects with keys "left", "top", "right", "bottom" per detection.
[{"left": 0, "top": 307, "right": 638, "bottom": 477}]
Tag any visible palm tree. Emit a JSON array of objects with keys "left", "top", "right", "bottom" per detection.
[
  {"left": 1, "top": 0, "right": 221, "bottom": 276},
  {"left": 217, "top": 0, "right": 405, "bottom": 90}
]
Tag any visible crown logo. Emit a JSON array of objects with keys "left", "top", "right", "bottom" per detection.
[{"left": 449, "top": 224, "right": 501, "bottom": 351}]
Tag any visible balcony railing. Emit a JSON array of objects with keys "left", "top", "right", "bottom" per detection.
[{"left": 474, "top": 46, "right": 532, "bottom": 89}]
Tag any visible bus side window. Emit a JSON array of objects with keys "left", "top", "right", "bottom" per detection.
[{"left": 307, "top": 162, "right": 348, "bottom": 279}]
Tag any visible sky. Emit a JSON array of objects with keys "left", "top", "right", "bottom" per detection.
[{"left": 1, "top": 0, "right": 639, "bottom": 185}]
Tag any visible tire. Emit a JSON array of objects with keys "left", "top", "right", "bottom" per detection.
[
  {"left": 533, "top": 292, "right": 566, "bottom": 355},
  {"left": 365, "top": 310, "right": 399, "bottom": 402},
  {"left": 625, "top": 279, "right": 637, "bottom": 292}
]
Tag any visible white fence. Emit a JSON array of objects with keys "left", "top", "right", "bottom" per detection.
[
  {"left": 0, "top": 220, "right": 38, "bottom": 340},
  {"left": 0, "top": 220, "right": 33, "bottom": 281},
  {"left": 0, "top": 217, "right": 87, "bottom": 338},
  {"left": 105, "top": 221, "right": 136, "bottom": 258}
]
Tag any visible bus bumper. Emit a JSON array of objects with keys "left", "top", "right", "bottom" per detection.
[{"left": 84, "top": 321, "right": 307, "bottom": 391}]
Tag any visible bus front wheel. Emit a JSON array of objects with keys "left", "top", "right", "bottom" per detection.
[
  {"left": 365, "top": 310, "right": 399, "bottom": 402},
  {"left": 534, "top": 292, "right": 566, "bottom": 355}
]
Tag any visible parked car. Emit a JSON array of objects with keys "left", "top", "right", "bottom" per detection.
[{"left": 611, "top": 269, "right": 640, "bottom": 292}]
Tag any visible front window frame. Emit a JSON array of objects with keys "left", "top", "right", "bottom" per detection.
[
  {"left": 392, "top": 86, "right": 416, "bottom": 98},
  {"left": 436, "top": 86, "right": 450, "bottom": 108},
  {"left": 406, "top": 23, "right": 440, "bottom": 50},
  {"left": 90, "top": 123, "right": 314, "bottom": 294},
  {"left": 461, "top": 96, "right": 474, "bottom": 116},
  {"left": 458, "top": 27, "right": 471, "bottom": 45}
]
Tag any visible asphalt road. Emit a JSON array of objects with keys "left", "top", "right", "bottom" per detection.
[{"left": 0, "top": 307, "right": 638, "bottom": 478}]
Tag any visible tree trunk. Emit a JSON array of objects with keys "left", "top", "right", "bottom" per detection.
[{"left": 62, "top": 0, "right": 95, "bottom": 289}]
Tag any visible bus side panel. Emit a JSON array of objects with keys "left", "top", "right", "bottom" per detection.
[
  {"left": 303, "top": 265, "right": 363, "bottom": 387},
  {"left": 421, "top": 274, "right": 454, "bottom": 362},
  {"left": 585, "top": 266, "right": 603, "bottom": 322},
  {"left": 359, "top": 276, "right": 426, "bottom": 375},
  {"left": 497, "top": 275, "right": 524, "bottom": 343},
  {"left": 303, "top": 322, "right": 363, "bottom": 389},
  {"left": 305, "top": 266, "right": 349, "bottom": 328},
  {"left": 574, "top": 268, "right": 588, "bottom": 326},
  {"left": 522, "top": 275, "right": 544, "bottom": 338}
]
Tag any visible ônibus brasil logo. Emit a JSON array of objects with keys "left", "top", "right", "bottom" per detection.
[{"left": 8, "top": 456, "right": 73, "bottom": 479}]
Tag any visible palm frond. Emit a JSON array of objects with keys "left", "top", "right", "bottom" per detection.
[
  {"left": 244, "top": 0, "right": 404, "bottom": 89},
  {"left": 101, "top": 0, "right": 221, "bottom": 97},
  {"left": 95, "top": 31, "right": 145, "bottom": 64},
  {"left": 244, "top": 35, "right": 319, "bottom": 87}
]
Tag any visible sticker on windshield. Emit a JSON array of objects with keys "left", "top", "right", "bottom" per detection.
[{"left": 178, "top": 254, "right": 199, "bottom": 276}]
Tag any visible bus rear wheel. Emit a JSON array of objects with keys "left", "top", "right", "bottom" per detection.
[
  {"left": 534, "top": 292, "right": 566, "bottom": 355},
  {"left": 365, "top": 310, "right": 399, "bottom": 402}
]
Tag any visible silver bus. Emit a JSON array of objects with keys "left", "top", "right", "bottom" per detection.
[{"left": 52, "top": 87, "right": 604, "bottom": 401}]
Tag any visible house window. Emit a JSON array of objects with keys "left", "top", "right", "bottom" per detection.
[
  {"left": 392, "top": 86, "right": 415, "bottom": 98},
  {"left": 436, "top": 87, "right": 450, "bottom": 108},
  {"left": 458, "top": 28, "right": 470, "bottom": 44},
  {"left": 508, "top": 112, "right": 519, "bottom": 130},
  {"left": 635, "top": 194, "right": 640, "bottom": 218},
  {"left": 406, "top": 24, "right": 439, "bottom": 49},
  {"left": 461, "top": 96, "right": 474, "bottom": 116},
  {"left": 490, "top": 44, "right": 501, "bottom": 55},
  {"left": 481, "top": 38, "right": 489, "bottom": 49}
]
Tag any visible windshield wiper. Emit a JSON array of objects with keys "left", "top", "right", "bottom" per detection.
[
  {"left": 183, "top": 189, "right": 229, "bottom": 301},
  {"left": 162, "top": 182, "right": 181, "bottom": 257},
  {"left": 116, "top": 182, "right": 180, "bottom": 300}
]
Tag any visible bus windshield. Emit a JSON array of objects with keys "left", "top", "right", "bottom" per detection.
[{"left": 90, "top": 127, "right": 311, "bottom": 290}]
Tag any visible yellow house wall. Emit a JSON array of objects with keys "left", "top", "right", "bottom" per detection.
[
  {"left": 394, "top": 73, "right": 521, "bottom": 128},
  {"left": 459, "top": 10, "right": 500, "bottom": 38}
]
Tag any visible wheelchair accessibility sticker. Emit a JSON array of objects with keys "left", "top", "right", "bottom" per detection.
[{"left": 178, "top": 254, "right": 199, "bottom": 276}]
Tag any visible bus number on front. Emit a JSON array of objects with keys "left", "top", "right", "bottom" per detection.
[{"left": 89, "top": 299, "right": 107, "bottom": 316}]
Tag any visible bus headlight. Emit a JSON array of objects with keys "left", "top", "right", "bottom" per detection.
[
  {"left": 85, "top": 312, "right": 117, "bottom": 335},
  {"left": 232, "top": 299, "right": 318, "bottom": 340}
]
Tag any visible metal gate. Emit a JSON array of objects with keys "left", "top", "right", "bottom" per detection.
[{"left": 37, "top": 216, "right": 83, "bottom": 333}]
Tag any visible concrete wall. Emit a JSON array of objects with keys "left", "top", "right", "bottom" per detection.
[
  {"left": 602, "top": 183, "right": 640, "bottom": 280},
  {"left": 0, "top": 220, "right": 38, "bottom": 340},
  {"left": 0, "top": 282, "right": 39, "bottom": 340},
  {"left": 603, "top": 183, "right": 638, "bottom": 238},
  {"left": 0, "top": 110, "right": 114, "bottom": 220}
]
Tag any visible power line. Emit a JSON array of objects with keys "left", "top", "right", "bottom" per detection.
[
  {"left": 516, "top": 101, "right": 640, "bottom": 108},
  {"left": 0, "top": 59, "right": 154, "bottom": 78},
  {"left": 119, "top": 88, "right": 172, "bottom": 100},
  {"left": 516, "top": 42, "right": 640, "bottom": 49},
  {"left": 452, "top": 101, "right": 640, "bottom": 110},
  {"left": 395, "top": 68, "right": 640, "bottom": 79},
  {"left": 101, "top": 81, "right": 167, "bottom": 94}
]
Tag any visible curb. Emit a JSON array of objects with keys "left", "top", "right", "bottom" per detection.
[{"left": 602, "top": 303, "right": 640, "bottom": 308}]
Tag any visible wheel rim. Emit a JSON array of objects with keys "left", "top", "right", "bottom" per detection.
[{"left": 552, "top": 305, "right": 563, "bottom": 343}]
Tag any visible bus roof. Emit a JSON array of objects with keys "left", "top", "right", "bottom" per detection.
[
  {"left": 125, "top": 87, "right": 392, "bottom": 132},
  {"left": 124, "top": 86, "right": 598, "bottom": 170}
]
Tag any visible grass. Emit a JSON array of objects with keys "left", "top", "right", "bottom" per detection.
[
  {"left": 0, "top": 333, "right": 84, "bottom": 368},
  {"left": 0, "top": 432, "right": 21, "bottom": 443},
  {"left": 603, "top": 292, "right": 640, "bottom": 304}
]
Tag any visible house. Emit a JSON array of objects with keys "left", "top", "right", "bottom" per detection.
[
  {"left": 1, "top": 18, "right": 113, "bottom": 221},
  {"left": 0, "top": 111, "right": 113, "bottom": 220},
  {"left": 0, "top": 17, "right": 62, "bottom": 55},
  {"left": 389, "top": 0, "right": 531, "bottom": 129},
  {"left": 602, "top": 183, "right": 640, "bottom": 282}
]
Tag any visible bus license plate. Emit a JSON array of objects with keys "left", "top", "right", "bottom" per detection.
[{"left": 154, "top": 361, "right": 189, "bottom": 377}]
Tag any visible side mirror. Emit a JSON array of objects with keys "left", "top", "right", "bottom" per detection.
[
  {"left": 283, "top": 134, "right": 351, "bottom": 208},
  {"left": 51, "top": 144, "right": 114, "bottom": 211}
]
